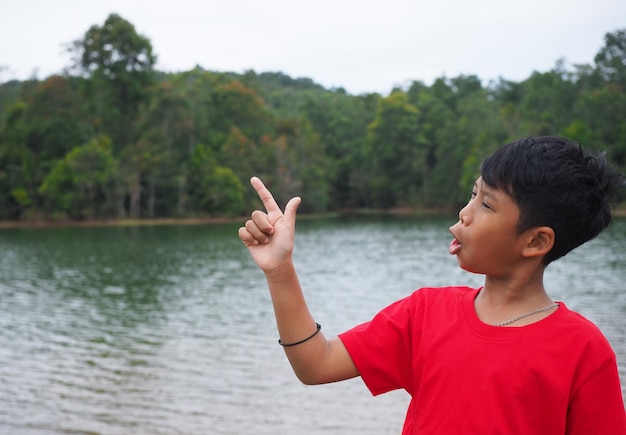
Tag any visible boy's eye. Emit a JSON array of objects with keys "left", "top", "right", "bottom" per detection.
[
  {"left": 482, "top": 201, "right": 492, "bottom": 210},
  {"left": 470, "top": 190, "right": 477, "bottom": 199}
]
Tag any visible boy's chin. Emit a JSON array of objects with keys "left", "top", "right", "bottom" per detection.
[{"left": 457, "top": 260, "right": 482, "bottom": 275}]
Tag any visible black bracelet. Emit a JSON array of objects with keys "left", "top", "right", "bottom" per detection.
[{"left": 278, "top": 323, "right": 322, "bottom": 347}]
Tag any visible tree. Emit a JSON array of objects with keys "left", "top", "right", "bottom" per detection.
[
  {"left": 363, "top": 91, "right": 424, "bottom": 208},
  {"left": 408, "top": 79, "right": 458, "bottom": 205},
  {"left": 272, "top": 117, "right": 330, "bottom": 213},
  {"left": 68, "top": 13, "right": 156, "bottom": 149},
  {"left": 209, "top": 80, "right": 274, "bottom": 151},
  {"left": 594, "top": 29, "right": 626, "bottom": 89},
  {"left": 23, "top": 76, "right": 91, "bottom": 167},
  {"left": 39, "top": 136, "right": 118, "bottom": 219},
  {"left": 577, "top": 85, "right": 626, "bottom": 169},
  {"left": 298, "top": 90, "right": 378, "bottom": 208},
  {"left": 187, "top": 144, "right": 244, "bottom": 216},
  {"left": 0, "top": 101, "right": 33, "bottom": 219},
  {"left": 131, "top": 81, "right": 193, "bottom": 217},
  {"left": 518, "top": 69, "right": 577, "bottom": 136}
]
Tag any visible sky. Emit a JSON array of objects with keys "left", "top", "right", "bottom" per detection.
[{"left": 1, "top": 0, "right": 625, "bottom": 95}]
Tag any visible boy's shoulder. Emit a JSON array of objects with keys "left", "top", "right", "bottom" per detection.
[
  {"left": 557, "top": 303, "right": 613, "bottom": 343},
  {"left": 411, "top": 285, "right": 478, "bottom": 300},
  {"left": 404, "top": 285, "right": 478, "bottom": 313}
]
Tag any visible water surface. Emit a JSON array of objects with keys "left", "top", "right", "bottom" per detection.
[{"left": 0, "top": 216, "right": 624, "bottom": 434}]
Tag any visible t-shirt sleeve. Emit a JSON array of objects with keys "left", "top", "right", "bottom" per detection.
[
  {"left": 338, "top": 292, "right": 422, "bottom": 396},
  {"left": 565, "top": 352, "right": 626, "bottom": 434}
]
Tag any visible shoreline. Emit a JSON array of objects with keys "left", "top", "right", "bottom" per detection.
[
  {"left": 0, "top": 216, "right": 243, "bottom": 229},
  {"left": 1, "top": 206, "right": 624, "bottom": 229},
  {"left": 0, "top": 210, "right": 442, "bottom": 229}
]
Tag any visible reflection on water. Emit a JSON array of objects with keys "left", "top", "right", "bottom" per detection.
[{"left": 0, "top": 217, "right": 624, "bottom": 434}]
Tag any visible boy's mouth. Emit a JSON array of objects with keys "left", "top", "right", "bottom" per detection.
[{"left": 448, "top": 228, "right": 462, "bottom": 255}]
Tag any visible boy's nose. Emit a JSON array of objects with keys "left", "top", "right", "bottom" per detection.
[{"left": 458, "top": 204, "right": 471, "bottom": 225}]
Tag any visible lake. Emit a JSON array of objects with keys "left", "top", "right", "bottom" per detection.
[{"left": 0, "top": 215, "right": 624, "bottom": 434}]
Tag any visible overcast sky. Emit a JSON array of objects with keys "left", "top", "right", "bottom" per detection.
[{"left": 1, "top": 0, "right": 624, "bottom": 95}]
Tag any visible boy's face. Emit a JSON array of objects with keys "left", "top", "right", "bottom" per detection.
[{"left": 448, "top": 177, "right": 528, "bottom": 277}]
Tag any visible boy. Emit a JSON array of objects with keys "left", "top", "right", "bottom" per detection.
[{"left": 238, "top": 136, "right": 626, "bottom": 434}]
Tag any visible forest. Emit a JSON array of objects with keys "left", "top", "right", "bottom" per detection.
[{"left": 0, "top": 13, "right": 625, "bottom": 222}]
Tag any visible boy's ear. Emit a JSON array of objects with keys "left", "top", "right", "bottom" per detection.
[{"left": 522, "top": 226, "right": 555, "bottom": 258}]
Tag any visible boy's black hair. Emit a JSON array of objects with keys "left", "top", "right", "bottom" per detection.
[{"left": 480, "top": 136, "right": 625, "bottom": 265}]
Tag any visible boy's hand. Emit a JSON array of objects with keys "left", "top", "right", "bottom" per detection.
[{"left": 238, "top": 177, "right": 301, "bottom": 273}]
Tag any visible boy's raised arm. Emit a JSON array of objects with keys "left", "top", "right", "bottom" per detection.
[{"left": 238, "top": 177, "right": 358, "bottom": 385}]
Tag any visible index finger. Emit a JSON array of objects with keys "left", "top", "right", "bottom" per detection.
[{"left": 250, "top": 177, "right": 281, "bottom": 213}]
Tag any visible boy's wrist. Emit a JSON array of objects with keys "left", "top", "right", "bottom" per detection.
[{"left": 263, "top": 260, "right": 296, "bottom": 280}]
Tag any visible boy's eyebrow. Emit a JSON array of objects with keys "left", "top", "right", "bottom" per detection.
[{"left": 478, "top": 181, "right": 498, "bottom": 201}]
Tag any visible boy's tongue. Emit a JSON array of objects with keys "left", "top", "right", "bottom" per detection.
[{"left": 449, "top": 238, "right": 461, "bottom": 255}]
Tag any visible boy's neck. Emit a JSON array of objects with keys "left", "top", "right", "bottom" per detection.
[
  {"left": 481, "top": 259, "right": 549, "bottom": 300},
  {"left": 476, "top": 267, "right": 556, "bottom": 326}
]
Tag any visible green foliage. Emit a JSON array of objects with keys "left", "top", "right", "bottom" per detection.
[
  {"left": 209, "top": 81, "right": 274, "bottom": 150},
  {"left": 594, "top": 29, "right": 626, "bottom": 89},
  {"left": 364, "top": 91, "right": 424, "bottom": 207},
  {"left": 10, "top": 188, "right": 31, "bottom": 207},
  {"left": 76, "top": 13, "right": 155, "bottom": 78},
  {"left": 69, "top": 13, "right": 156, "bottom": 149},
  {"left": 188, "top": 145, "right": 244, "bottom": 216},
  {"left": 39, "top": 136, "right": 118, "bottom": 219},
  {"left": 561, "top": 120, "right": 594, "bottom": 145},
  {"left": 24, "top": 76, "right": 91, "bottom": 160},
  {"left": 0, "top": 17, "right": 624, "bottom": 222}
]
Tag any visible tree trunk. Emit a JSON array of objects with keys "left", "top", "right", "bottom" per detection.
[
  {"left": 129, "top": 173, "right": 141, "bottom": 218},
  {"left": 148, "top": 176, "right": 155, "bottom": 218},
  {"left": 177, "top": 175, "right": 186, "bottom": 216}
]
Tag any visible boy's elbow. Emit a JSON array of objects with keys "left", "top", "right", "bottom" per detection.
[
  {"left": 299, "top": 377, "right": 319, "bottom": 386},
  {"left": 291, "top": 361, "right": 357, "bottom": 386},
  {"left": 293, "top": 369, "right": 328, "bottom": 385},
  {"left": 287, "top": 337, "right": 357, "bottom": 385}
]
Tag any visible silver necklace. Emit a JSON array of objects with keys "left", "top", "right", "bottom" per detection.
[{"left": 493, "top": 303, "right": 559, "bottom": 327}]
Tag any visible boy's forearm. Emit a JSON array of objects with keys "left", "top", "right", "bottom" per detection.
[
  {"left": 264, "top": 262, "right": 332, "bottom": 384},
  {"left": 265, "top": 261, "right": 315, "bottom": 340}
]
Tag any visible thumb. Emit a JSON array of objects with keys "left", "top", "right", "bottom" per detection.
[{"left": 283, "top": 196, "right": 301, "bottom": 226}]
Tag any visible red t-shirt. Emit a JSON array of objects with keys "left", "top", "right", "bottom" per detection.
[{"left": 339, "top": 286, "right": 626, "bottom": 434}]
